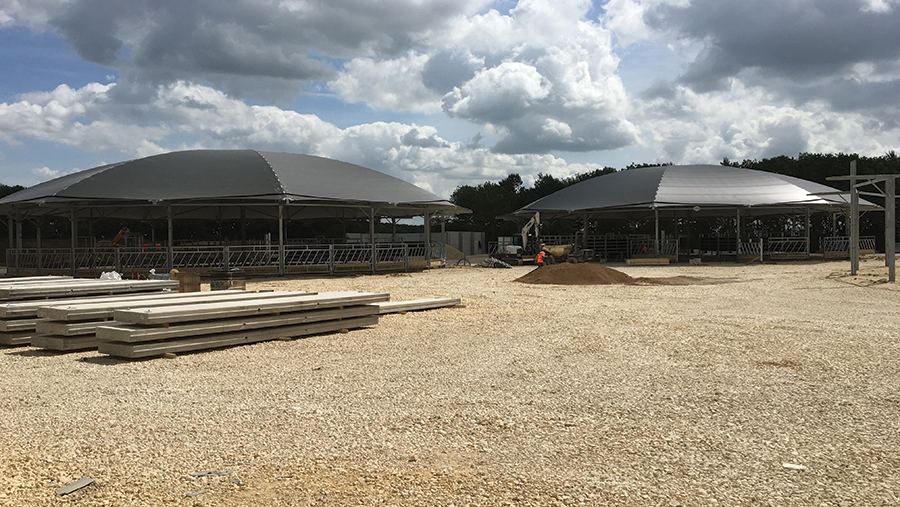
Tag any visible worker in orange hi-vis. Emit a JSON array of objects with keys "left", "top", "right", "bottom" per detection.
[{"left": 535, "top": 248, "right": 548, "bottom": 268}]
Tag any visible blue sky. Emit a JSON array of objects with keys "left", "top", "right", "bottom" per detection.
[{"left": 1, "top": 0, "right": 898, "bottom": 197}]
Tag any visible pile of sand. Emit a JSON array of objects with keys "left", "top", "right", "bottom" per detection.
[
  {"left": 514, "top": 262, "right": 714, "bottom": 285},
  {"left": 514, "top": 263, "right": 636, "bottom": 285}
]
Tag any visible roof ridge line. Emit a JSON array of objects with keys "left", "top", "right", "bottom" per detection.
[{"left": 253, "top": 150, "right": 286, "bottom": 196}]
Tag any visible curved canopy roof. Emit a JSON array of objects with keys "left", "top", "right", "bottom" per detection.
[
  {"left": 0, "top": 150, "right": 467, "bottom": 220},
  {"left": 511, "top": 164, "right": 878, "bottom": 220}
]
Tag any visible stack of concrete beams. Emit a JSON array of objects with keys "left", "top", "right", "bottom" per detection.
[
  {"left": 31, "top": 291, "right": 314, "bottom": 351},
  {"left": 0, "top": 278, "right": 179, "bottom": 346},
  {"left": 96, "top": 291, "right": 389, "bottom": 359}
]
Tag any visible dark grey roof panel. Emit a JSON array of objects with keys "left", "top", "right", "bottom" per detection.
[
  {"left": 0, "top": 150, "right": 467, "bottom": 218},
  {"left": 260, "top": 151, "right": 442, "bottom": 204},
  {"left": 515, "top": 165, "right": 876, "bottom": 218}
]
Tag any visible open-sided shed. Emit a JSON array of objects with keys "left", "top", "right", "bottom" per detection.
[
  {"left": 0, "top": 149, "right": 469, "bottom": 275},
  {"left": 506, "top": 164, "right": 880, "bottom": 260}
]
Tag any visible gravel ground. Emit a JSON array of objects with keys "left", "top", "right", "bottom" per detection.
[{"left": 2, "top": 257, "right": 900, "bottom": 506}]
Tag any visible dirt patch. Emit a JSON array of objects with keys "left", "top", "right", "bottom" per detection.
[{"left": 513, "top": 263, "right": 718, "bottom": 286}]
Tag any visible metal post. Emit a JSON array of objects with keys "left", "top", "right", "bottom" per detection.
[
  {"left": 805, "top": 207, "right": 810, "bottom": 260},
  {"left": 70, "top": 208, "right": 77, "bottom": 276},
  {"left": 886, "top": 177, "right": 896, "bottom": 282},
  {"left": 735, "top": 208, "right": 740, "bottom": 260},
  {"left": 36, "top": 220, "right": 42, "bottom": 276},
  {"left": 403, "top": 243, "right": 409, "bottom": 272},
  {"left": 6, "top": 214, "right": 12, "bottom": 273},
  {"left": 167, "top": 205, "right": 174, "bottom": 272},
  {"left": 328, "top": 244, "right": 335, "bottom": 275},
  {"left": 14, "top": 214, "right": 21, "bottom": 275},
  {"left": 369, "top": 207, "right": 376, "bottom": 274},
  {"left": 277, "top": 203, "right": 285, "bottom": 276},
  {"left": 850, "top": 160, "right": 859, "bottom": 275},
  {"left": 654, "top": 207, "right": 660, "bottom": 257},
  {"left": 440, "top": 217, "right": 446, "bottom": 267},
  {"left": 424, "top": 212, "right": 432, "bottom": 267}
]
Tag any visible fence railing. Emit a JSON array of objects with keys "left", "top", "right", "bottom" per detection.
[
  {"left": 767, "top": 237, "right": 809, "bottom": 258},
  {"left": 6, "top": 242, "right": 440, "bottom": 275},
  {"left": 821, "top": 236, "right": 876, "bottom": 255}
]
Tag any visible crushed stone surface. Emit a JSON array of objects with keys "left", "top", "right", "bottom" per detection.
[{"left": 1, "top": 258, "right": 900, "bottom": 506}]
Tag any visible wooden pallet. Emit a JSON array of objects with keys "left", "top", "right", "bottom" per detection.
[{"left": 374, "top": 298, "right": 462, "bottom": 314}]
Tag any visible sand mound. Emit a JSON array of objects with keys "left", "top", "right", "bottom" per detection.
[
  {"left": 514, "top": 263, "right": 719, "bottom": 286},
  {"left": 514, "top": 263, "right": 636, "bottom": 285}
]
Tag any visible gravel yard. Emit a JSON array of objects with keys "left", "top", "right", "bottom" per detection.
[{"left": 2, "top": 257, "right": 900, "bottom": 506}]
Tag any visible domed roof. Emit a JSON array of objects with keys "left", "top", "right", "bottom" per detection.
[
  {"left": 515, "top": 164, "right": 877, "bottom": 219},
  {"left": 0, "top": 150, "right": 467, "bottom": 219}
]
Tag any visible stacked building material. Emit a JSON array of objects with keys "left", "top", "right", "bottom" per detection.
[
  {"left": 0, "top": 278, "right": 179, "bottom": 346},
  {"left": 96, "top": 291, "right": 388, "bottom": 358},
  {"left": 374, "top": 297, "right": 462, "bottom": 314},
  {"left": 31, "top": 291, "right": 314, "bottom": 351}
]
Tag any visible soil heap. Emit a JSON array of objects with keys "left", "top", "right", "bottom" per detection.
[{"left": 514, "top": 263, "right": 636, "bottom": 285}]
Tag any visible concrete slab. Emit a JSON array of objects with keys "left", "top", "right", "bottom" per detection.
[
  {"left": 112, "top": 291, "right": 389, "bottom": 325},
  {"left": 99, "top": 315, "right": 378, "bottom": 358}
]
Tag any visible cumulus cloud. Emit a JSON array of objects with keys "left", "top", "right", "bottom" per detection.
[
  {"left": 331, "top": 0, "right": 640, "bottom": 154},
  {"left": 330, "top": 52, "right": 441, "bottom": 113},
  {"left": 0, "top": 0, "right": 494, "bottom": 101},
  {"left": 0, "top": 80, "right": 591, "bottom": 196},
  {"left": 2, "top": 0, "right": 900, "bottom": 194},
  {"left": 640, "top": 0, "right": 900, "bottom": 113}
]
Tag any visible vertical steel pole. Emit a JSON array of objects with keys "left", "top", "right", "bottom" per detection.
[
  {"left": 850, "top": 160, "right": 859, "bottom": 275},
  {"left": 805, "top": 207, "right": 810, "bottom": 259},
  {"left": 36, "top": 220, "right": 42, "bottom": 276},
  {"left": 70, "top": 208, "right": 77, "bottom": 276},
  {"left": 167, "top": 205, "right": 174, "bottom": 272},
  {"left": 735, "top": 208, "right": 741, "bottom": 260},
  {"left": 277, "top": 203, "right": 285, "bottom": 276},
  {"left": 15, "top": 213, "right": 22, "bottom": 275},
  {"left": 886, "top": 177, "right": 896, "bottom": 282},
  {"left": 654, "top": 207, "right": 660, "bottom": 257},
  {"left": 424, "top": 212, "right": 432, "bottom": 267},
  {"left": 369, "top": 207, "right": 376, "bottom": 274},
  {"left": 440, "top": 217, "right": 446, "bottom": 266}
]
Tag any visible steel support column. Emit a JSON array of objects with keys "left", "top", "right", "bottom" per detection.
[
  {"left": 277, "top": 203, "right": 285, "bottom": 276},
  {"left": 805, "top": 207, "right": 811, "bottom": 259},
  {"left": 424, "top": 212, "right": 432, "bottom": 266},
  {"left": 850, "top": 160, "right": 859, "bottom": 275},
  {"left": 369, "top": 207, "right": 377, "bottom": 274},
  {"left": 886, "top": 177, "right": 896, "bottom": 282},
  {"left": 70, "top": 208, "right": 77, "bottom": 276},
  {"left": 36, "top": 220, "right": 42, "bottom": 276},
  {"left": 654, "top": 207, "right": 660, "bottom": 257},
  {"left": 167, "top": 205, "right": 174, "bottom": 272}
]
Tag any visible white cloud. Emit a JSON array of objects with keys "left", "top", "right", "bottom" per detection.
[
  {"left": 330, "top": 52, "right": 442, "bottom": 113},
  {"left": 444, "top": 62, "right": 552, "bottom": 122},
  {"left": 0, "top": 79, "right": 596, "bottom": 197}
]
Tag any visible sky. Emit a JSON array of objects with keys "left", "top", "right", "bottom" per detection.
[{"left": 0, "top": 0, "right": 898, "bottom": 199}]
